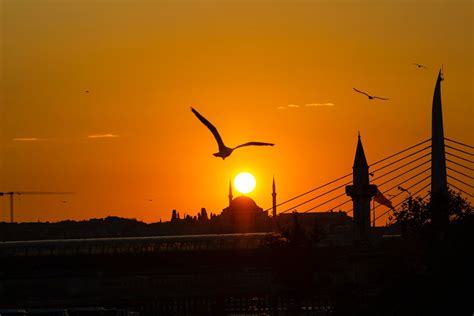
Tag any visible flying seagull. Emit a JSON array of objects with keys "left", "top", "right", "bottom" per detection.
[
  {"left": 353, "top": 88, "right": 388, "bottom": 100},
  {"left": 412, "top": 63, "right": 427, "bottom": 69},
  {"left": 398, "top": 186, "right": 409, "bottom": 193},
  {"left": 191, "top": 107, "right": 274, "bottom": 159}
]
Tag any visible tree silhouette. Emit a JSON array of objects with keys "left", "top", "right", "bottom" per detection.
[{"left": 390, "top": 189, "right": 473, "bottom": 238}]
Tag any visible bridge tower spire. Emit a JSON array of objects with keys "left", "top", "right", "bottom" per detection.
[
  {"left": 431, "top": 69, "right": 449, "bottom": 231},
  {"left": 346, "top": 135, "right": 377, "bottom": 246}
]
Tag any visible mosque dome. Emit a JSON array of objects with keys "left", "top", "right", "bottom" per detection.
[{"left": 228, "top": 196, "right": 261, "bottom": 213}]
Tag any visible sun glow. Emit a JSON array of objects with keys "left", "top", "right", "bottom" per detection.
[{"left": 234, "top": 172, "right": 256, "bottom": 194}]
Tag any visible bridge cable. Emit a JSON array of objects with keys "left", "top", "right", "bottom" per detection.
[
  {"left": 263, "top": 173, "right": 352, "bottom": 213},
  {"left": 300, "top": 160, "right": 432, "bottom": 214},
  {"left": 269, "top": 139, "right": 432, "bottom": 214},
  {"left": 445, "top": 144, "right": 474, "bottom": 157},
  {"left": 366, "top": 174, "right": 431, "bottom": 216},
  {"left": 371, "top": 145, "right": 431, "bottom": 174},
  {"left": 289, "top": 161, "right": 431, "bottom": 215},
  {"left": 344, "top": 161, "right": 431, "bottom": 214},
  {"left": 305, "top": 167, "right": 431, "bottom": 214},
  {"left": 302, "top": 192, "right": 349, "bottom": 213},
  {"left": 374, "top": 181, "right": 431, "bottom": 222},
  {"left": 376, "top": 159, "right": 431, "bottom": 187},
  {"left": 286, "top": 149, "right": 430, "bottom": 214},
  {"left": 279, "top": 182, "right": 351, "bottom": 214},
  {"left": 448, "top": 183, "right": 474, "bottom": 198},
  {"left": 447, "top": 175, "right": 474, "bottom": 189},
  {"left": 446, "top": 166, "right": 474, "bottom": 180},
  {"left": 268, "top": 139, "right": 431, "bottom": 212},
  {"left": 369, "top": 138, "right": 431, "bottom": 167},
  {"left": 445, "top": 138, "right": 474, "bottom": 149},
  {"left": 374, "top": 173, "right": 473, "bottom": 224},
  {"left": 446, "top": 151, "right": 474, "bottom": 164},
  {"left": 446, "top": 158, "right": 474, "bottom": 171},
  {"left": 370, "top": 152, "right": 431, "bottom": 182}
]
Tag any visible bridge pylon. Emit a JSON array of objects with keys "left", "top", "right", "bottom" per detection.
[{"left": 431, "top": 70, "right": 449, "bottom": 234}]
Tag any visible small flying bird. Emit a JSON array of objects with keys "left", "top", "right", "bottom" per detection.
[
  {"left": 191, "top": 107, "right": 274, "bottom": 160},
  {"left": 60, "top": 200, "right": 68, "bottom": 203},
  {"left": 398, "top": 186, "right": 412, "bottom": 195},
  {"left": 398, "top": 186, "right": 408, "bottom": 192},
  {"left": 353, "top": 88, "right": 388, "bottom": 100},
  {"left": 412, "top": 63, "right": 427, "bottom": 69}
]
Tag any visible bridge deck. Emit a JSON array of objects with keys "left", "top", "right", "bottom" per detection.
[{"left": 0, "top": 232, "right": 283, "bottom": 257}]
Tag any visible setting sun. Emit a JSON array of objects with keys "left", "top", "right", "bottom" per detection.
[{"left": 234, "top": 172, "right": 256, "bottom": 194}]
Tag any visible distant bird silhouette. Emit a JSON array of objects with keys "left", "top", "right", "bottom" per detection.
[
  {"left": 412, "top": 63, "right": 427, "bottom": 69},
  {"left": 60, "top": 200, "right": 68, "bottom": 203},
  {"left": 398, "top": 186, "right": 408, "bottom": 192},
  {"left": 398, "top": 186, "right": 412, "bottom": 195},
  {"left": 353, "top": 88, "right": 388, "bottom": 100},
  {"left": 191, "top": 107, "right": 274, "bottom": 159}
]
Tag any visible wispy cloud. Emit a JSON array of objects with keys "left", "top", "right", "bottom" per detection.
[
  {"left": 277, "top": 104, "right": 300, "bottom": 109},
  {"left": 88, "top": 133, "right": 119, "bottom": 139},
  {"left": 278, "top": 102, "right": 335, "bottom": 110},
  {"left": 305, "top": 103, "right": 335, "bottom": 107},
  {"left": 13, "top": 137, "right": 41, "bottom": 141}
]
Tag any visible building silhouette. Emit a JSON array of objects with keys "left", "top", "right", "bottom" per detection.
[
  {"left": 345, "top": 135, "right": 377, "bottom": 246},
  {"left": 220, "top": 182, "right": 272, "bottom": 232}
]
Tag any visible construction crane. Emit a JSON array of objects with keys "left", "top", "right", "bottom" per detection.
[{"left": 0, "top": 191, "right": 74, "bottom": 223}]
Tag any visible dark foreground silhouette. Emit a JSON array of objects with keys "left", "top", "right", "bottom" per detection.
[{"left": 0, "top": 191, "right": 472, "bottom": 315}]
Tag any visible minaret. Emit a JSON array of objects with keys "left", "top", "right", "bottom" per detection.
[
  {"left": 272, "top": 177, "right": 277, "bottom": 218},
  {"left": 228, "top": 179, "right": 234, "bottom": 205},
  {"left": 345, "top": 135, "right": 377, "bottom": 246}
]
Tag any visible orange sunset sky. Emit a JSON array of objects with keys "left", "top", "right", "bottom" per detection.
[{"left": 1, "top": 0, "right": 473, "bottom": 223}]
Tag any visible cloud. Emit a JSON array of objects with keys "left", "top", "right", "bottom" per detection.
[
  {"left": 13, "top": 138, "right": 41, "bottom": 141},
  {"left": 88, "top": 133, "right": 119, "bottom": 138},
  {"left": 305, "top": 103, "right": 335, "bottom": 107},
  {"left": 278, "top": 103, "right": 335, "bottom": 110}
]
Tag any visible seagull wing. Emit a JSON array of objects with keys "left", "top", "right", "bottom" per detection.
[
  {"left": 233, "top": 142, "right": 274, "bottom": 150},
  {"left": 191, "top": 107, "right": 226, "bottom": 151},
  {"left": 353, "top": 88, "right": 370, "bottom": 98},
  {"left": 372, "top": 96, "right": 389, "bottom": 100}
]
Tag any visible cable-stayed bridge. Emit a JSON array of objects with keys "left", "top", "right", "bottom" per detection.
[
  {"left": 266, "top": 70, "right": 473, "bottom": 229},
  {"left": 265, "top": 137, "right": 473, "bottom": 226}
]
